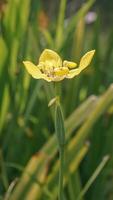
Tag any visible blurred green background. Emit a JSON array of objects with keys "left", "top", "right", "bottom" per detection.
[{"left": 0, "top": 0, "right": 113, "bottom": 199}]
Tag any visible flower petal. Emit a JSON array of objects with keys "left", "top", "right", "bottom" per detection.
[
  {"left": 67, "top": 50, "right": 95, "bottom": 79},
  {"left": 39, "top": 49, "right": 62, "bottom": 67},
  {"left": 23, "top": 61, "right": 51, "bottom": 82},
  {"left": 79, "top": 50, "right": 95, "bottom": 70},
  {"left": 63, "top": 60, "right": 77, "bottom": 68},
  {"left": 66, "top": 68, "right": 81, "bottom": 79},
  {"left": 23, "top": 61, "right": 41, "bottom": 77},
  {"left": 54, "top": 67, "right": 69, "bottom": 76}
]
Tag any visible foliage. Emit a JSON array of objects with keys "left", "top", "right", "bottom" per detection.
[{"left": 0, "top": 0, "right": 113, "bottom": 200}]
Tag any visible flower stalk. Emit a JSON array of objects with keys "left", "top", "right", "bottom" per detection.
[{"left": 55, "top": 86, "right": 65, "bottom": 200}]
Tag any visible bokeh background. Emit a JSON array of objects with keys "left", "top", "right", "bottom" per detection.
[{"left": 0, "top": 0, "right": 113, "bottom": 199}]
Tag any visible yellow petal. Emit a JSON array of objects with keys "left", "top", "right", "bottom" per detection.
[
  {"left": 23, "top": 61, "right": 41, "bottom": 77},
  {"left": 54, "top": 67, "right": 69, "bottom": 76},
  {"left": 39, "top": 49, "right": 62, "bottom": 67},
  {"left": 66, "top": 68, "right": 81, "bottom": 79},
  {"left": 67, "top": 50, "right": 95, "bottom": 79},
  {"left": 23, "top": 61, "right": 51, "bottom": 82},
  {"left": 63, "top": 60, "right": 77, "bottom": 68},
  {"left": 79, "top": 50, "right": 95, "bottom": 70}
]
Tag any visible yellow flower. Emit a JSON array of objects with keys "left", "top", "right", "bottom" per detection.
[{"left": 23, "top": 49, "right": 95, "bottom": 82}]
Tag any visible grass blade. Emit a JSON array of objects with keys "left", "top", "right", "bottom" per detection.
[{"left": 77, "top": 155, "right": 110, "bottom": 200}]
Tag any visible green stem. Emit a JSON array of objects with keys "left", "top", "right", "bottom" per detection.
[
  {"left": 59, "top": 145, "right": 64, "bottom": 200},
  {"left": 55, "top": 83, "right": 65, "bottom": 200}
]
